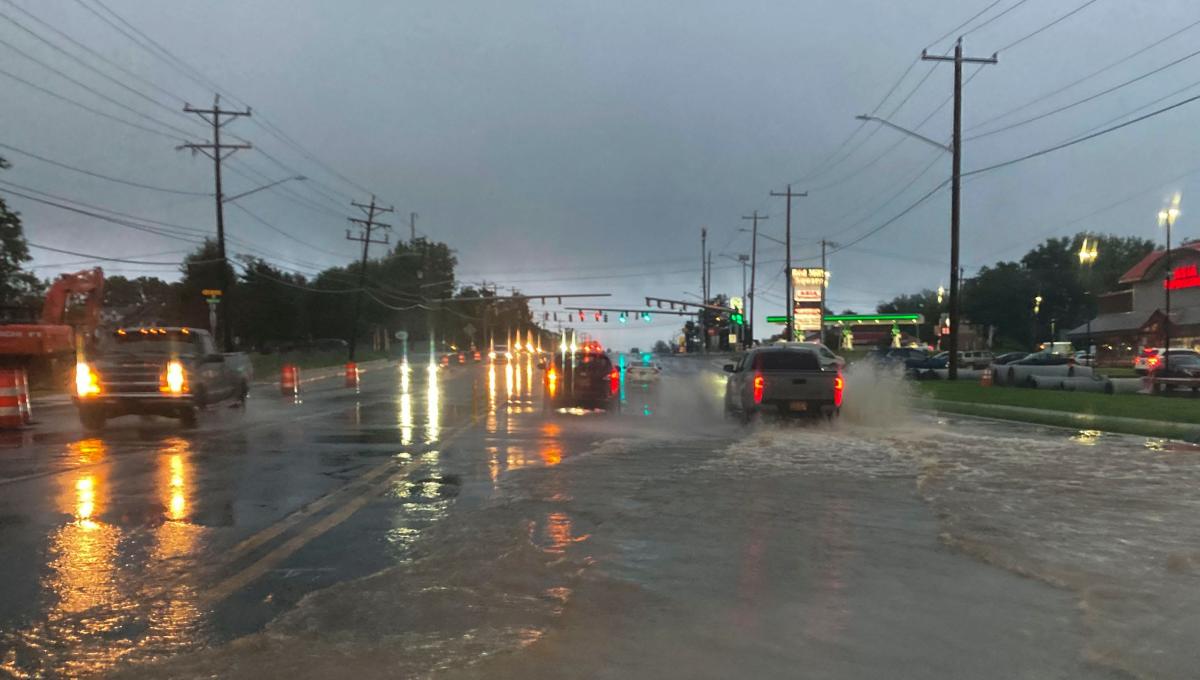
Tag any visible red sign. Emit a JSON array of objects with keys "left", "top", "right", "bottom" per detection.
[{"left": 1165, "top": 264, "right": 1200, "bottom": 290}]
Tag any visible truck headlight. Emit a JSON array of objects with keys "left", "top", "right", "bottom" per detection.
[
  {"left": 75, "top": 362, "right": 101, "bottom": 397},
  {"left": 160, "top": 360, "right": 188, "bottom": 395}
]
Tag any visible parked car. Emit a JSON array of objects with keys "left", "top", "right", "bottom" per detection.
[
  {"left": 992, "top": 352, "right": 1028, "bottom": 365},
  {"left": 1148, "top": 353, "right": 1200, "bottom": 379},
  {"left": 1133, "top": 347, "right": 1200, "bottom": 375},
  {"left": 866, "top": 347, "right": 929, "bottom": 367},
  {"left": 73, "top": 327, "right": 252, "bottom": 430},
  {"left": 723, "top": 345, "right": 843, "bottom": 422},
  {"left": 1073, "top": 350, "right": 1095, "bottom": 367},
  {"left": 907, "top": 351, "right": 948, "bottom": 371},
  {"left": 1000, "top": 351, "right": 1093, "bottom": 387}
]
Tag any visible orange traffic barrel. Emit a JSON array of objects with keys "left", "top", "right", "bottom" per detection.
[
  {"left": 280, "top": 363, "right": 299, "bottom": 396},
  {"left": 980, "top": 367, "right": 993, "bottom": 387},
  {"left": 0, "top": 369, "right": 23, "bottom": 429},
  {"left": 345, "top": 362, "right": 359, "bottom": 388}
]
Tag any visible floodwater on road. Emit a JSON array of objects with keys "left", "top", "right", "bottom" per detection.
[{"left": 108, "top": 362, "right": 1200, "bottom": 680}]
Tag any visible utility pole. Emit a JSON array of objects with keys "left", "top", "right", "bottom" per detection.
[
  {"left": 923, "top": 38, "right": 997, "bottom": 380},
  {"left": 410, "top": 212, "right": 418, "bottom": 242},
  {"left": 179, "top": 94, "right": 251, "bottom": 352},
  {"left": 346, "top": 196, "right": 394, "bottom": 361},
  {"left": 770, "top": 185, "right": 807, "bottom": 341},
  {"left": 700, "top": 228, "right": 707, "bottom": 353},
  {"left": 742, "top": 211, "right": 768, "bottom": 345}
]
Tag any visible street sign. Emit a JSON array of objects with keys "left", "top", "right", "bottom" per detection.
[{"left": 202, "top": 289, "right": 223, "bottom": 297}]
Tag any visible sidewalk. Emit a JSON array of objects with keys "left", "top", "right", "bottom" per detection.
[{"left": 917, "top": 397, "right": 1200, "bottom": 441}]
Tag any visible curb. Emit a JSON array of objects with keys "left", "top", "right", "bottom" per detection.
[{"left": 916, "top": 398, "right": 1200, "bottom": 440}]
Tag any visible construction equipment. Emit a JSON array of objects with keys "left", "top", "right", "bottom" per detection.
[{"left": 0, "top": 268, "right": 105, "bottom": 377}]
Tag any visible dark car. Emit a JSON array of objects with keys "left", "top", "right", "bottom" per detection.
[
  {"left": 906, "top": 351, "right": 948, "bottom": 371},
  {"left": 867, "top": 347, "right": 929, "bottom": 366},
  {"left": 545, "top": 351, "right": 617, "bottom": 409},
  {"left": 993, "top": 352, "right": 1029, "bottom": 365}
]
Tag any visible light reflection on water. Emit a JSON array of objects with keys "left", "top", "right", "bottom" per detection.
[{"left": 426, "top": 362, "right": 440, "bottom": 444}]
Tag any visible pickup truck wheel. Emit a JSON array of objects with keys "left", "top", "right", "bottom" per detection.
[
  {"left": 237, "top": 380, "right": 249, "bottom": 404},
  {"left": 179, "top": 406, "right": 198, "bottom": 429},
  {"left": 79, "top": 407, "right": 106, "bottom": 432}
]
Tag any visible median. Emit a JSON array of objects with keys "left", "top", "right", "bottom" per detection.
[{"left": 914, "top": 380, "right": 1200, "bottom": 440}]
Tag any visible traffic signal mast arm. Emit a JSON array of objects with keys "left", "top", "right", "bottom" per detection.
[{"left": 643, "top": 296, "right": 737, "bottom": 313}]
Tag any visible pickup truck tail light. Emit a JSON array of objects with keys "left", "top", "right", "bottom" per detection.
[
  {"left": 159, "top": 360, "right": 188, "bottom": 395},
  {"left": 610, "top": 368, "right": 620, "bottom": 394},
  {"left": 833, "top": 372, "right": 844, "bottom": 407},
  {"left": 75, "top": 362, "right": 101, "bottom": 397},
  {"left": 752, "top": 373, "right": 764, "bottom": 405}
]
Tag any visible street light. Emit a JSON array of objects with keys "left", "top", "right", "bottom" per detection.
[
  {"left": 222, "top": 175, "right": 306, "bottom": 203},
  {"left": 1079, "top": 238, "right": 1098, "bottom": 358},
  {"left": 1158, "top": 192, "right": 1182, "bottom": 374}
]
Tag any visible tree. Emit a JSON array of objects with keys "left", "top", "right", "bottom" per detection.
[
  {"left": 236, "top": 258, "right": 309, "bottom": 350},
  {"left": 103, "top": 275, "right": 181, "bottom": 325},
  {"left": 878, "top": 290, "right": 941, "bottom": 342},
  {"left": 653, "top": 339, "right": 672, "bottom": 354},
  {"left": 178, "top": 240, "right": 236, "bottom": 334},
  {"left": 0, "top": 156, "right": 42, "bottom": 310}
]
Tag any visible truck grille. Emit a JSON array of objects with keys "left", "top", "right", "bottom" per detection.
[{"left": 96, "top": 360, "right": 163, "bottom": 395}]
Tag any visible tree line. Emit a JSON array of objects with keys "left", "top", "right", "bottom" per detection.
[{"left": 877, "top": 232, "right": 1156, "bottom": 349}]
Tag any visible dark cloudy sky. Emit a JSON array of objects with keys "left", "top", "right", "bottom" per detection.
[{"left": 5, "top": 0, "right": 1199, "bottom": 348}]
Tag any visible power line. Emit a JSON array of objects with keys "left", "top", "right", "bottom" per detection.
[
  {"left": 0, "top": 0, "right": 186, "bottom": 106},
  {"left": 229, "top": 203, "right": 352, "bottom": 258},
  {"left": 0, "top": 35, "right": 197, "bottom": 138},
  {"left": 0, "top": 179, "right": 209, "bottom": 239},
  {"left": 966, "top": 44, "right": 1200, "bottom": 141},
  {"left": 27, "top": 241, "right": 215, "bottom": 265},
  {"left": 925, "top": 0, "right": 1007, "bottom": 50},
  {"left": 994, "top": 0, "right": 1102, "bottom": 53},
  {"left": 961, "top": 0, "right": 1034, "bottom": 38},
  {"left": 963, "top": 90, "right": 1200, "bottom": 178},
  {"left": 968, "top": 16, "right": 1200, "bottom": 133},
  {"left": 0, "top": 65, "right": 182, "bottom": 140},
  {"left": 0, "top": 141, "right": 209, "bottom": 196},
  {"left": 0, "top": 5, "right": 198, "bottom": 127}
]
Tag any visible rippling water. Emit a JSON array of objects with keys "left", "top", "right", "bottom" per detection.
[{"left": 121, "top": 364, "right": 1200, "bottom": 679}]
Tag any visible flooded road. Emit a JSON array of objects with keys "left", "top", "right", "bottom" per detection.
[{"left": 1, "top": 357, "right": 1198, "bottom": 678}]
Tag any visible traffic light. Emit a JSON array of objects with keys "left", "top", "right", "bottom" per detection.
[
  {"left": 641, "top": 312, "right": 651, "bottom": 323},
  {"left": 578, "top": 310, "right": 585, "bottom": 322},
  {"left": 730, "top": 312, "right": 744, "bottom": 326},
  {"left": 595, "top": 311, "right": 602, "bottom": 321},
  {"left": 619, "top": 312, "right": 627, "bottom": 323}
]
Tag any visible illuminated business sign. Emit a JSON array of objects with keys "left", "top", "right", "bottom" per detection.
[
  {"left": 1165, "top": 263, "right": 1200, "bottom": 290},
  {"left": 791, "top": 267, "right": 826, "bottom": 335}
]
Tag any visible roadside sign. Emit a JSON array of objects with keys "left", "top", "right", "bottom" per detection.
[{"left": 202, "top": 289, "right": 223, "bottom": 297}]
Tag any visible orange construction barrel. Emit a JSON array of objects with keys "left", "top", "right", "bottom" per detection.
[
  {"left": 0, "top": 370, "right": 24, "bottom": 429},
  {"left": 345, "top": 362, "right": 359, "bottom": 388},
  {"left": 280, "top": 363, "right": 299, "bottom": 396}
]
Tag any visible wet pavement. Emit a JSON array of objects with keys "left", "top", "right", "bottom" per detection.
[{"left": 1, "top": 356, "right": 1198, "bottom": 678}]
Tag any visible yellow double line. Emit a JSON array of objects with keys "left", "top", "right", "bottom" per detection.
[{"left": 200, "top": 421, "right": 474, "bottom": 606}]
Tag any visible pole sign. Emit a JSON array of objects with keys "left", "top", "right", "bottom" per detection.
[{"left": 791, "top": 267, "right": 825, "bottom": 335}]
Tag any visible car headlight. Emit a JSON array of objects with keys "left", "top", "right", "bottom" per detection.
[
  {"left": 160, "top": 360, "right": 188, "bottom": 395},
  {"left": 75, "top": 362, "right": 101, "bottom": 397}
]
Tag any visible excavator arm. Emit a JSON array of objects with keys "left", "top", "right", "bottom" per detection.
[{"left": 40, "top": 267, "right": 105, "bottom": 331}]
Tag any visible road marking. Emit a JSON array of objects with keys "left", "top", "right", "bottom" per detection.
[{"left": 202, "top": 422, "right": 474, "bottom": 606}]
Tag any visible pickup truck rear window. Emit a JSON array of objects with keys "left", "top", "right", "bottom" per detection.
[{"left": 753, "top": 351, "right": 819, "bottom": 371}]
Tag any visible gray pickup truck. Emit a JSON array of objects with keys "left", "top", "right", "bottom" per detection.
[
  {"left": 723, "top": 345, "right": 843, "bottom": 422},
  {"left": 73, "top": 326, "right": 253, "bottom": 430}
]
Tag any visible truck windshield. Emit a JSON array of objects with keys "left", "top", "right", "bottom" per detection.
[
  {"left": 109, "top": 330, "right": 201, "bottom": 355},
  {"left": 753, "top": 351, "right": 819, "bottom": 371}
]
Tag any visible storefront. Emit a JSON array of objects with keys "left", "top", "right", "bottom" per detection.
[{"left": 1068, "top": 241, "right": 1200, "bottom": 364}]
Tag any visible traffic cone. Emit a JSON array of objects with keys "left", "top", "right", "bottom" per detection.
[
  {"left": 345, "top": 362, "right": 359, "bottom": 388},
  {"left": 0, "top": 370, "right": 23, "bottom": 429},
  {"left": 280, "top": 364, "right": 299, "bottom": 396},
  {"left": 16, "top": 369, "right": 31, "bottom": 424}
]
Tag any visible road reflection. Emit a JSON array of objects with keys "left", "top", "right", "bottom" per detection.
[
  {"left": 426, "top": 362, "right": 440, "bottom": 444},
  {"left": 398, "top": 361, "right": 414, "bottom": 445}
]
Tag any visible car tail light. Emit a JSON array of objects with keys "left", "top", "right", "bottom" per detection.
[
  {"left": 610, "top": 368, "right": 620, "bottom": 394},
  {"left": 1148, "top": 356, "right": 1160, "bottom": 368},
  {"left": 75, "top": 362, "right": 101, "bottom": 397},
  {"left": 833, "top": 372, "right": 844, "bottom": 407},
  {"left": 753, "top": 373, "right": 764, "bottom": 405},
  {"left": 160, "top": 360, "right": 188, "bottom": 395}
]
